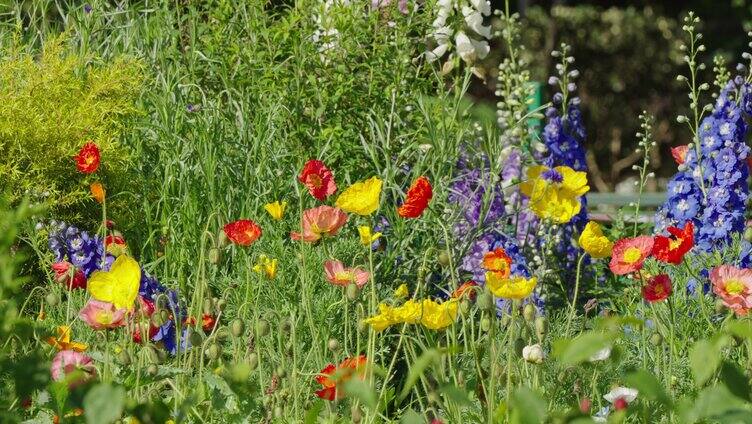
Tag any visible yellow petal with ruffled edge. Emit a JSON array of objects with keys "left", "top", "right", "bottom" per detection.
[{"left": 87, "top": 255, "right": 141, "bottom": 310}]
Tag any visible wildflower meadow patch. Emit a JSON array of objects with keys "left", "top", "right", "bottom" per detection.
[{"left": 4, "top": 1, "right": 752, "bottom": 423}]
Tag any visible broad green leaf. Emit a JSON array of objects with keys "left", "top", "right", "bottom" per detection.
[
  {"left": 624, "top": 369, "right": 671, "bottom": 406},
  {"left": 400, "top": 409, "right": 424, "bottom": 424},
  {"left": 84, "top": 383, "right": 125, "bottom": 424},
  {"left": 304, "top": 399, "right": 324, "bottom": 424},
  {"left": 439, "top": 384, "right": 472, "bottom": 407},
  {"left": 719, "top": 361, "right": 751, "bottom": 402},
  {"left": 397, "top": 348, "right": 441, "bottom": 402},
  {"left": 510, "top": 387, "right": 546, "bottom": 424},
  {"left": 553, "top": 331, "right": 614, "bottom": 366},
  {"left": 343, "top": 379, "right": 377, "bottom": 411},
  {"left": 724, "top": 321, "right": 752, "bottom": 339},
  {"left": 680, "top": 385, "right": 748, "bottom": 423},
  {"left": 689, "top": 336, "right": 729, "bottom": 386}
]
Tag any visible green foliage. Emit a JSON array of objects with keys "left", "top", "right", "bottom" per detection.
[{"left": 0, "top": 34, "right": 142, "bottom": 221}]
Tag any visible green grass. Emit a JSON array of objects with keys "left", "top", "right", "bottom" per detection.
[{"left": 3, "top": 1, "right": 752, "bottom": 423}]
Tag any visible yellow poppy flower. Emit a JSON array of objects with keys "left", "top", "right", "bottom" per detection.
[
  {"left": 358, "top": 226, "right": 382, "bottom": 247},
  {"left": 485, "top": 272, "right": 537, "bottom": 300},
  {"left": 336, "top": 177, "right": 382, "bottom": 216},
  {"left": 87, "top": 255, "right": 141, "bottom": 310},
  {"left": 363, "top": 303, "right": 400, "bottom": 332},
  {"left": 46, "top": 325, "right": 88, "bottom": 352},
  {"left": 419, "top": 299, "right": 458, "bottom": 330},
  {"left": 578, "top": 221, "right": 613, "bottom": 259},
  {"left": 264, "top": 201, "right": 287, "bottom": 221},
  {"left": 520, "top": 165, "right": 589, "bottom": 224},
  {"left": 394, "top": 283, "right": 409, "bottom": 298},
  {"left": 253, "top": 255, "right": 278, "bottom": 279}
]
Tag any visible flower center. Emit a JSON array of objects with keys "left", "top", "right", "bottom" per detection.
[
  {"left": 726, "top": 279, "right": 745, "bottom": 295},
  {"left": 335, "top": 271, "right": 352, "bottom": 282},
  {"left": 668, "top": 238, "right": 683, "bottom": 250},
  {"left": 308, "top": 174, "right": 323, "bottom": 188},
  {"left": 623, "top": 247, "right": 642, "bottom": 264}
]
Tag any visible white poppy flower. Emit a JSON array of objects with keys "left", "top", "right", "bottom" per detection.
[
  {"left": 522, "top": 343, "right": 545, "bottom": 364},
  {"left": 604, "top": 387, "right": 638, "bottom": 404},
  {"left": 589, "top": 346, "right": 612, "bottom": 362}
]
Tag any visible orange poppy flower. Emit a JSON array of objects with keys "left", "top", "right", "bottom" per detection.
[
  {"left": 315, "top": 355, "right": 367, "bottom": 401},
  {"left": 224, "top": 219, "right": 262, "bottom": 246},
  {"left": 90, "top": 182, "right": 105, "bottom": 203},
  {"left": 482, "top": 248, "right": 512, "bottom": 279},
  {"left": 397, "top": 176, "right": 433, "bottom": 218},
  {"left": 74, "top": 141, "right": 100, "bottom": 174},
  {"left": 609, "top": 236, "right": 654, "bottom": 275},
  {"left": 451, "top": 280, "right": 479, "bottom": 301}
]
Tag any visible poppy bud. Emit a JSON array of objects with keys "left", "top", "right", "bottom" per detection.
[
  {"left": 189, "top": 329, "right": 204, "bottom": 346},
  {"left": 460, "top": 300, "right": 470, "bottom": 315},
  {"left": 256, "top": 319, "right": 270, "bottom": 337},
  {"left": 280, "top": 319, "right": 292, "bottom": 334},
  {"left": 159, "top": 309, "right": 170, "bottom": 322},
  {"left": 535, "top": 316, "right": 547, "bottom": 340},
  {"left": 147, "top": 364, "right": 159, "bottom": 376},
  {"left": 579, "top": 397, "right": 591, "bottom": 413},
  {"left": 715, "top": 298, "right": 727, "bottom": 314},
  {"left": 216, "top": 299, "right": 226, "bottom": 311},
  {"left": 427, "top": 391, "right": 440, "bottom": 404},
  {"left": 248, "top": 353, "right": 258, "bottom": 370},
  {"left": 437, "top": 251, "right": 450, "bottom": 267},
  {"left": 276, "top": 366, "right": 287, "bottom": 378},
  {"left": 118, "top": 350, "right": 132, "bottom": 366},
  {"left": 145, "top": 346, "right": 160, "bottom": 364},
  {"left": 478, "top": 292, "right": 495, "bottom": 312},
  {"left": 327, "top": 338, "right": 340, "bottom": 352},
  {"left": 480, "top": 317, "right": 492, "bottom": 333},
  {"left": 523, "top": 303, "right": 536, "bottom": 322},
  {"left": 351, "top": 405, "right": 363, "bottom": 423},
  {"left": 205, "top": 343, "right": 221, "bottom": 360},
  {"left": 208, "top": 248, "right": 220, "bottom": 264},
  {"left": 231, "top": 319, "right": 245, "bottom": 337},
  {"left": 274, "top": 406, "right": 284, "bottom": 418},
  {"left": 218, "top": 230, "right": 229, "bottom": 248},
  {"left": 650, "top": 332, "right": 663, "bottom": 346},
  {"left": 203, "top": 298, "right": 213, "bottom": 315},
  {"left": 45, "top": 292, "right": 59, "bottom": 307},
  {"left": 346, "top": 283, "right": 360, "bottom": 300}
]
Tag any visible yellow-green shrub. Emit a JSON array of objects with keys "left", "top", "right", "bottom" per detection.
[{"left": 0, "top": 34, "right": 143, "bottom": 221}]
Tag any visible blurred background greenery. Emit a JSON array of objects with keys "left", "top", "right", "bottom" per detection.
[{"left": 478, "top": 0, "right": 752, "bottom": 193}]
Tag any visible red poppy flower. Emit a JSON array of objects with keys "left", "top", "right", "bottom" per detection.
[
  {"left": 51, "top": 262, "right": 87, "bottom": 290},
  {"left": 315, "top": 355, "right": 367, "bottom": 401},
  {"left": 298, "top": 159, "right": 337, "bottom": 201},
  {"left": 652, "top": 221, "right": 693, "bottom": 264},
  {"left": 223, "top": 219, "right": 262, "bottom": 246},
  {"left": 74, "top": 141, "right": 101, "bottom": 174},
  {"left": 202, "top": 314, "right": 217, "bottom": 333},
  {"left": 397, "top": 176, "right": 433, "bottom": 218},
  {"left": 451, "top": 280, "right": 479, "bottom": 301},
  {"left": 642, "top": 274, "right": 672, "bottom": 303},
  {"left": 670, "top": 145, "right": 689, "bottom": 165}
]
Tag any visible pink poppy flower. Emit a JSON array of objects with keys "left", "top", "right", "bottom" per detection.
[
  {"left": 710, "top": 265, "right": 752, "bottom": 316},
  {"left": 291, "top": 206, "right": 348, "bottom": 243},
  {"left": 324, "top": 260, "right": 370, "bottom": 288},
  {"left": 50, "top": 350, "right": 96, "bottom": 387},
  {"left": 609, "top": 236, "right": 654, "bottom": 275},
  {"left": 78, "top": 299, "right": 127, "bottom": 330}
]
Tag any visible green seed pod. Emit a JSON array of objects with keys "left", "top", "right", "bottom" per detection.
[
  {"left": 346, "top": 283, "right": 360, "bottom": 300},
  {"left": 523, "top": 303, "right": 536, "bottom": 322},
  {"left": 248, "top": 353, "right": 259, "bottom": 370},
  {"left": 650, "top": 332, "right": 663, "bottom": 346},
  {"left": 45, "top": 292, "right": 59, "bottom": 307},
  {"left": 208, "top": 248, "right": 221, "bottom": 264},
  {"left": 144, "top": 346, "right": 160, "bottom": 364},
  {"left": 218, "top": 230, "right": 229, "bottom": 248},
  {"left": 480, "top": 317, "right": 492, "bottom": 333},
  {"left": 478, "top": 293, "right": 495, "bottom": 312},
  {"left": 273, "top": 406, "right": 283, "bottom": 419},
  {"left": 327, "top": 338, "right": 340, "bottom": 352},
  {"left": 231, "top": 319, "right": 245, "bottom": 337},
  {"left": 147, "top": 364, "right": 159, "bottom": 376},
  {"left": 205, "top": 343, "right": 221, "bottom": 360},
  {"left": 535, "top": 316, "right": 548, "bottom": 340},
  {"left": 437, "top": 250, "right": 450, "bottom": 267},
  {"left": 256, "top": 319, "right": 270, "bottom": 337}
]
